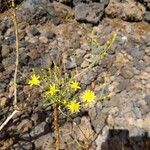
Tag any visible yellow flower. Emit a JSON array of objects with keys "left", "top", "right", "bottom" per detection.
[
  {"left": 28, "top": 74, "right": 40, "bottom": 87},
  {"left": 47, "top": 84, "right": 59, "bottom": 96},
  {"left": 81, "top": 90, "right": 96, "bottom": 103},
  {"left": 71, "top": 81, "right": 81, "bottom": 91},
  {"left": 63, "top": 99, "right": 68, "bottom": 105},
  {"left": 67, "top": 101, "right": 80, "bottom": 113}
]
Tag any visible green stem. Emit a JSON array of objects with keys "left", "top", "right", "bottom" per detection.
[{"left": 73, "top": 33, "right": 117, "bottom": 80}]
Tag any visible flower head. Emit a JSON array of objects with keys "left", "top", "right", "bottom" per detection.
[
  {"left": 63, "top": 99, "right": 68, "bottom": 105},
  {"left": 81, "top": 90, "right": 96, "bottom": 103},
  {"left": 71, "top": 81, "right": 81, "bottom": 91},
  {"left": 67, "top": 101, "right": 80, "bottom": 113},
  {"left": 28, "top": 74, "right": 40, "bottom": 87},
  {"left": 47, "top": 84, "right": 59, "bottom": 96}
]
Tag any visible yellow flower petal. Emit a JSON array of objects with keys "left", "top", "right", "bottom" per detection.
[
  {"left": 67, "top": 101, "right": 80, "bottom": 113},
  {"left": 63, "top": 99, "right": 68, "bottom": 105},
  {"left": 71, "top": 81, "right": 81, "bottom": 91},
  {"left": 28, "top": 74, "right": 40, "bottom": 87},
  {"left": 47, "top": 84, "right": 59, "bottom": 96},
  {"left": 81, "top": 90, "right": 96, "bottom": 103}
]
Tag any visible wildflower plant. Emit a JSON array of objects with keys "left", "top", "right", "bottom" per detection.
[
  {"left": 28, "top": 64, "right": 97, "bottom": 150},
  {"left": 76, "top": 32, "right": 117, "bottom": 78},
  {"left": 27, "top": 32, "right": 117, "bottom": 149},
  {"left": 27, "top": 31, "right": 117, "bottom": 113},
  {"left": 88, "top": 31, "right": 117, "bottom": 61},
  {"left": 29, "top": 65, "right": 97, "bottom": 114}
]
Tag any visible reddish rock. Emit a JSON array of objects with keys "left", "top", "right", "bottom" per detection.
[{"left": 105, "top": 0, "right": 145, "bottom": 21}]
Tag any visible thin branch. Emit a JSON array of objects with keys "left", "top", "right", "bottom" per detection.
[
  {"left": 0, "top": 0, "right": 20, "bottom": 132},
  {"left": 0, "top": 110, "right": 19, "bottom": 131},
  {"left": 11, "top": 0, "right": 19, "bottom": 105},
  {"left": 74, "top": 33, "right": 117, "bottom": 79}
]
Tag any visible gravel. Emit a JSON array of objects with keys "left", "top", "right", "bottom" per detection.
[{"left": 0, "top": 0, "right": 150, "bottom": 149}]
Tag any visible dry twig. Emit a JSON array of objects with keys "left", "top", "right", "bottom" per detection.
[
  {"left": 11, "top": 0, "right": 19, "bottom": 106},
  {"left": 0, "top": 110, "right": 19, "bottom": 131},
  {"left": 0, "top": 0, "right": 20, "bottom": 131}
]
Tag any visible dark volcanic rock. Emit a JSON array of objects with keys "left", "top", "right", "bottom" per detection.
[
  {"left": 29, "top": 26, "right": 41, "bottom": 36},
  {"left": 30, "top": 122, "right": 50, "bottom": 137},
  {"left": 144, "top": 95, "right": 150, "bottom": 107},
  {"left": 47, "top": 2, "right": 74, "bottom": 25},
  {"left": 12, "top": 141, "right": 34, "bottom": 150},
  {"left": 120, "top": 66, "right": 134, "bottom": 79},
  {"left": 130, "top": 47, "right": 145, "bottom": 60},
  {"left": 137, "top": 0, "right": 150, "bottom": 10},
  {"left": 0, "top": 22, "right": 8, "bottom": 35},
  {"left": 73, "top": 0, "right": 109, "bottom": 6},
  {"left": 0, "top": 0, "right": 24, "bottom": 13},
  {"left": 73, "top": 0, "right": 86, "bottom": 6},
  {"left": 69, "top": 33, "right": 81, "bottom": 49},
  {"left": 55, "top": 0, "right": 72, "bottom": 4},
  {"left": 20, "top": 48, "right": 30, "bottom": 66},
  {"left": 80, "top": 68, "right": 98, "bottom": 85},
  {"left": 101, "top": 55, "right": 114, "bottom": 69},
  {"left": 105, "top": 0, "right": 145, "bottom": 22},
  {"left": 20, "top": 1, "right": 72, "bottom": 25},
  {"left": 75, "top": 3, "right": 105, "bottom": 24},
  {"left": 2, "top": 55, "right": 15, "bottom": 68},
  {"left": 133, "top": 59, "right": 146, "bottom": 71},
  {"left": 17, "top": 119, "right": 33, "bottom": 133},
  {"left": 41, "top": 53, "right": 53, "bottom": 69},
  {"left": 1, "top": 45, "right": 10, "bottom": 58},
  {"left": 5, "top": 32, "right": 16, "bottom": 45},
  {"left": 46, "top": 6, "right": 62, "bottom": 25},
  {"left": 117, "top": 79, "right": 130, "bottom": 93},
  {"left": 144, "top": 11, "right": 150, "bottom": 23},
  {"left": 65, "top": 56, "right": 77, "bottom": 69},
  {"left": 26, "top": 5, "right": 50, "bottom": 25},
  {"left": 130, "top": 127, "right": 145, "bottom": 137},
  {"left": 45, "top": 31, "right": 56, "bottom": 39}
]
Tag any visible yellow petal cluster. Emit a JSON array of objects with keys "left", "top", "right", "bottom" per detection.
[
  {"left": 71, "top": 81, "right": 81, "bottom": 91},
  {"left": 47, "top": 84, "right": 59, "bottom": 96},
  {"left": 28, "top": 74, "right": 40, "bottom": 87},
  {"left": 67, "top": 101, "right": 80, "bottom": 113},
  {"left": 81, "top": 90, "right": 96, "bottom": 103}
]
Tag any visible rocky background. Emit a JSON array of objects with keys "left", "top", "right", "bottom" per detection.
[{"left": 0, "top": 0, "right": 150, "bottom": 149}]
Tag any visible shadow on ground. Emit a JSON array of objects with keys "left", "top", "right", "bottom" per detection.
[{"left": 101, "top": 129, "right": 150, "bottom": 150}]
